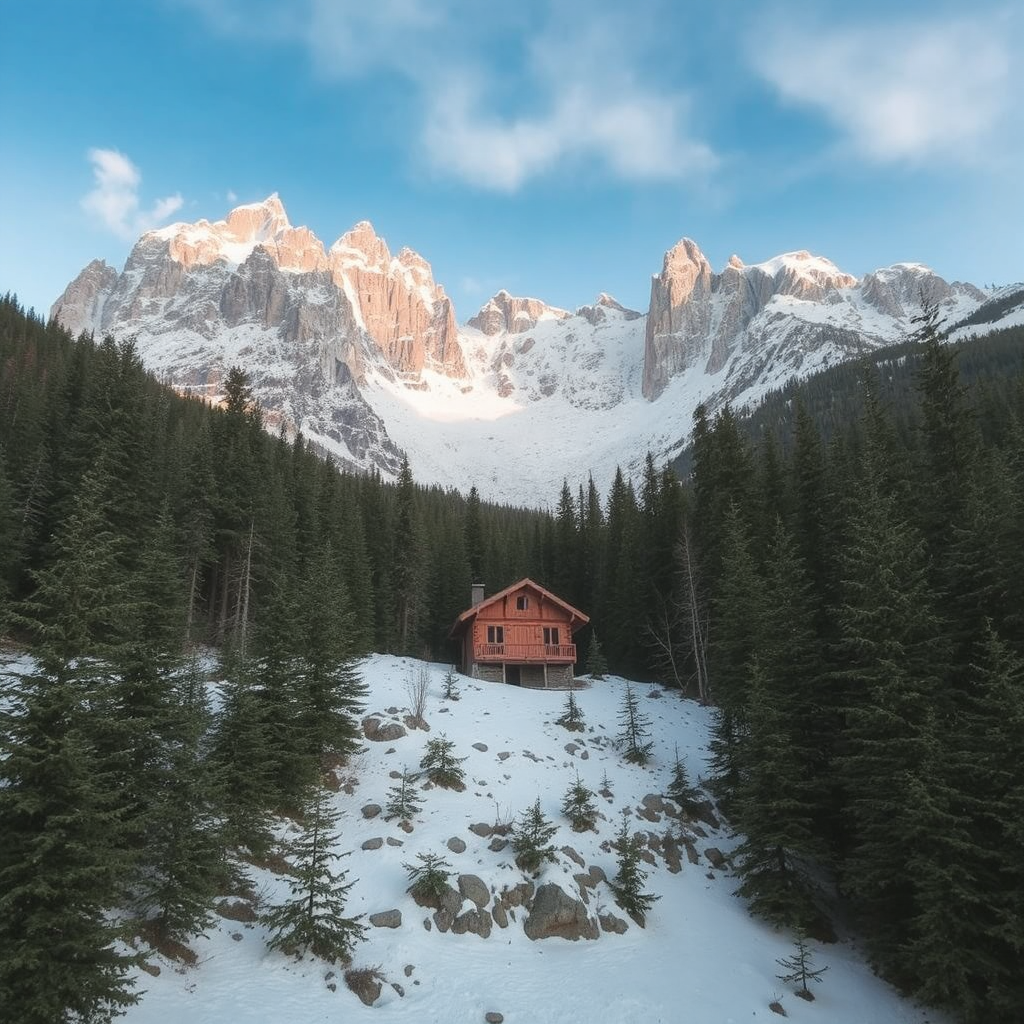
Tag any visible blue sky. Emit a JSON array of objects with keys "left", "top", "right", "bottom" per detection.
[{"left": 2, "top": 0, "right": 1022, "bottom": 319}]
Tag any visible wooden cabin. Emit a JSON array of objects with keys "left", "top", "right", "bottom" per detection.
[{"left": 449, "top": 579, "right": 589, "bottom": 688}]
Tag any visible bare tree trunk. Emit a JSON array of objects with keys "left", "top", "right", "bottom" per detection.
[
  {"left": 235, "top": 521, "right": 255, "bottom": 659},
  {"left": 678, "top": 526, "right": 711, "bottom": 704}
]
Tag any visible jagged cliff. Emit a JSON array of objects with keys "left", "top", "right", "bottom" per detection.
[{"left": 51, "top": 196, "right": 999, "bottom": 500}]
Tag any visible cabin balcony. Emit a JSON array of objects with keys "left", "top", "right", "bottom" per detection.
[{"left": 474, "top": 642, "right": 577, "bottom": 663}]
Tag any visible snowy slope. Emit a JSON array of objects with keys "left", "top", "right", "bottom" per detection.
[{"left": 110, "top": 655, "right": 943, "bottom": 1024}]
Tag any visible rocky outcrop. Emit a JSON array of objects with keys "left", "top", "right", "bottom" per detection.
[
  {"left": 328, "top": 223, "right": 465, "bottom": 378},
  {"left": 467, "top": 290, "right": 570, "bottom": 336},
  {"left": 576, "top": 292, "right": 642, "bottom": 326},
  {"left": 49, "top": 259, "right": 119, "bottom": 338},
  {"left": 642, "top": 238, "right": 982, "bottom": 400},
  {"left": 523, "top": 883, "right": 599, "bottom": 941}
]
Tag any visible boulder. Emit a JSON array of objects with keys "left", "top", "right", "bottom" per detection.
[
  {"left": 472, "top": 742, "right": 488, "bottom": 752},
  {"left": 361, "top": 837, "right": 383, "bottom": 850},
  {"left": 362, "top": 716, "right": 407, "bottom": 742},
  {"left": 451, "top": 908, "right": 492, "bottom": 938},
  {"left": 345, "top": 968, "right": 383, "bottom": 1006},
  {"left": 369, "top": 910, "right": 402, "bottom": 929},
  {"left": 599, "top": 912, "right": 629, "bottom": 934},
  {"left": 458, "top": 874, "right": 491, "bottom": 910},
  {"left": 705, "top": 847, "right": 729, "bottom": 870},
  {"left": 447, "top": 837, "right": 467, "bottom": 854},
  {"left": 485, "top": 1013, "right": 505, "bottom": 1023},
  {"left": 523, "top": 883, "right": 599, "bottom": 941},
  {"left": 491, "top": 903, "right": 509, "bottom": 929},
  {"left": 361, "top": 803, "right": 382, "bottom": 819},
  {"left": 469, "top": 822, "right": 493, "bottom": 837}
]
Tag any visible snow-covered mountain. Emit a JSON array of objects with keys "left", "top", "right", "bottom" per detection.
[{"left": 51, "top": 195, "right": 1004, "bottom": 503}]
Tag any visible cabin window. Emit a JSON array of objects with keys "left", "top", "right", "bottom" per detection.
[
  {"left": 516, "top": 595, "right": 529, "bottom": 611},
  {"left": 487, "top": 625, "right": 505, "bottom": 644},
  {"left": 543, "top": 627, "right": 560, "bottom": 646}
]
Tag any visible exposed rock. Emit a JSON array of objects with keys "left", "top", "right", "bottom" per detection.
[
  {"left": 345, "top": 968, "right": 383, "bottom": 1006},
  {"left": 599, "top": 912, "right": 629, "bottom": 934},
  {"left": 469, "top": 822, "right": 493, "bottom": 838},
  {"left": 433, "top": 908, "right": 454, "bottom": 933},
  {"left": 458, "top": 874, "right": 490, "bottom": 910},
  {"left": 497, "top": 752, "right": 511, "bottom": 761},
  {"left": 498, "top": 881, "right": 535, "bottom": 911},
  {"left": 363, "top": 717, "right": 407, "bottom": 742},
  {"left": 386, "top": 837, "right": 404, "bottom": 847},
  {"left": 404, "top": 964, "right": 415, "bottom": 977},
  {"left": 451, "top": 908, "right": 492, "bottom": 938},
  {"left": 488, "top": 838, "right": 508, "bottom": 853},
  {"left": 472, "top": 742, "right": 489, "bottom": 752},
  {"left": 491, "top": 903, "right": 509, "bottom": 929},
  {"left": 560, "top": 846, "right": 585, "bottom": 869},
  {"left": 704, "top": 847, "right": 729, "bottom": 870},
  {"left": 369, "top": 909, "right": 402, "bottom": 928},
  {"left": 447, "top": 837, "right": 467, "bottom": 854},
  {"left": 467, "top": 290, "right": 570, "bottom": 336},
  {"left": 360, "top": 803, "right": 382, "bottom": 819},
  {"left": 403, "top": 714, "right": 429, "bottom": 732},
  {"left": 215, "top": 899, "right": 257, "bottom": 923},
  {"left": 523, "top": 883, "right": 599, "bottom": 941},
  {"left": 392, "top": 982, "right": 405, "bottom": 997},
  {"left": 361, "top": 837, "right": 384, "bottom": 850},
  {"left": 485, "top": 1013, "right": 505, "bottom": 1023}
]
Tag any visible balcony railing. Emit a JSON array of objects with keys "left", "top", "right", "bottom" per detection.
[{"left": 475, "top": 643, "right": 576, "bottom": 662}]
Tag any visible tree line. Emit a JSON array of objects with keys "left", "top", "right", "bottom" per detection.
[{"left": 3, "top": 293, "right": 1024, "bottom": 1021}]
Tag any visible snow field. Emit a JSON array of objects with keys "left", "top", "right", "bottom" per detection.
[{"left": 121, "top": 654, "right": 946, "bottom": 1024}]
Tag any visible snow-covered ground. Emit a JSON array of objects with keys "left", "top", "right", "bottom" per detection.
[{"left": 110, "top": 654, "right": 943, "bottom": 1024}]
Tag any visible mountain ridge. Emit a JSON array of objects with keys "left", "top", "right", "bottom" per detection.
[{"left": 51, "top": 195, "right": 1008, "bottom": 502}]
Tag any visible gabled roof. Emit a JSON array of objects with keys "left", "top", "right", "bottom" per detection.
[{"left": 449, "top": 578, "right": 590, "bottom": 638}]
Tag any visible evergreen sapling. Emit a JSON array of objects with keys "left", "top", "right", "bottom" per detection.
[
  {"left": 561, "top": 772, "right": 599, "bottom": 832},
  {"left": 404, "top": 852, "right": 453, "bottom": 906},
  {"left": 511, "top": 798, "right": 559, "bottom": 874},
  {"left": 419, "top": 734, "right": 467, "bottom": 790},
  {"left": 775, "top": 936, "right": 828, "bottom": 1001},
  {"left": 261, "top": 788, "right": 365, "bottom": 964},
  {"left": 557, "top": 687, "right": 586, "bottom": 732},
  {"left": 618, "top": 682, "right": 654, "bottom": 765},
  {"left": 384, "top": 768, "right": 423, "bottom": 824},
  {"left": 608, "top": 811, "right": 659, "bottom": 926}
]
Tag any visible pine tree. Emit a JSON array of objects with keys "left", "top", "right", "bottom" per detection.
[
  {"left": 561, "top": 773, "right": 599, "bottom": 832},
  {"left": 442, "top": 665, "right": 460, "bottom": 700},
  {"left": 775, "top": 936, "right": 828, "bottom": 1000},
  {"left": 557, "top": 687, "right": 586, "bottom": 731},
  {"left": 618, "top": 681, "right": 653, "bottom": 765},
  {"left": 419, "top": 734, "right": 467, "bottom": 789},
  {"left": 404, "top": 852, "right": 454, "bottom": 905},
  {"left": 608, "top": 811, "right": 659, "bottom": 925},
  {"left": 731, "top": 660, "right": 822, "bottom": 932},
  {"left": 138, "top": 657, "right": 225, "bottom": 945},
  {"left": 262, "top": 788, "right": 365, "bottom": 964},
  {"left": 584, "top": 632, "right": 608, "bottom": 679},
  {"left": 511, "top": 798, "right": 559, "bottom": 873},
  {"left": 385, "top": 768, "right": 424, "bottom": 824},
  {"left": 665, "top": 745, "right": 703, "bottom": 816}
]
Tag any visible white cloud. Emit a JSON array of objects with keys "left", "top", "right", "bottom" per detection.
[
  {"left": 226, "top": 188, "right": 238, "bottom": 202},
  {"left": 753, "top": 16, "right": 1017, "bottom": 166},
  {"left": 422, "top": 74, "right": 715, "bottom": 192},
  {"left": 181, "top": 0, "right": 717, "bottom": 191},
  {"left": 81, "top": 148, "right": 183, "bottom": 238}
]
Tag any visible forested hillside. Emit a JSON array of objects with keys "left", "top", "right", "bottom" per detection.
[{"left": 2, "top": 293, "right": 1024, "bottom": 1023}]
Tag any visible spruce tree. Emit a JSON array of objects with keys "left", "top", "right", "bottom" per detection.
[
  {"left": 731, "top": 660, "right": 822, "bottom": 932},
  {"left": 385, "top": 768, "right": 424, "bottom": 824},
  {"left": 262, "top": 788, "right": 365, "bottom": 964},
  {"left": 608, "top": 812, "right": 659, "bottom": 926},
  {"left": 584, "top": 632, "right": 608, "bottom": 679},
  {"left": 618, "top": 681, "right": 653, "bottom": 765},
  {"left": 511, "top": 798, "right": 559, "bottom": 873},
  {"left": 404, "top": 852, "right": 453, "bottom": 905},
  {"left": 442, "top": 665, "right": 460, "bottom": 700},
  {"left": 775, "top": 936, "right": 828, "bottom": 1000},
  {"left": 420, "top": 734, "right": 467, "bottom": 789},
  {"left": 561, "top": 772, "right": 599, "bottom": 832},
  {"left": 665, "top": 745, "right": 703, "bottom": 816},
  {"left": 557, "top": 687, "right": 586, "bottom": 731}
]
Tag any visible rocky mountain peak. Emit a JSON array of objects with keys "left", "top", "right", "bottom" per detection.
[
  {"left": 222, "top": 193, "right": 291, "bottom": 241},
  {"left": 466, "top": 291, "right": 570, "bottom": 336},
  {"left": 331, "top": 220, "right": 390, "bottom": 269}
]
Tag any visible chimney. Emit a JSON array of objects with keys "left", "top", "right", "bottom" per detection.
[{"left": 471, "top": 583, "right": 485, "bottom": 607}]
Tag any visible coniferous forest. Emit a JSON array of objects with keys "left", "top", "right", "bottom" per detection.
[{"left": 2, "top": 292, "right": 1024, "bottom": 1022}]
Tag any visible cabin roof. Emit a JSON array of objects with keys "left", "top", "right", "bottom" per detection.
[{"left": 449, "top": 577, "right": 590, "bottom": 638}]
